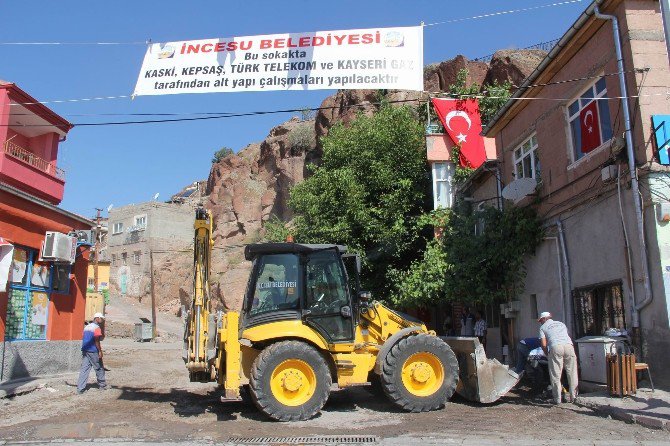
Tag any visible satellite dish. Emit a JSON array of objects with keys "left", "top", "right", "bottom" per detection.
[
  {"left": 107, "top": 204, "right": 114, "bottom": 212},
  {"left": 502, "top": 177, "right": 538, "bottom": 202},
  {"left": 153, "top": 193, "right": 160, "bottom": 201}
]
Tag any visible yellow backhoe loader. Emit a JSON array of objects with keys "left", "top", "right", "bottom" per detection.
[{"left": 183, "top": 208, "right": 519, "bottom": 421}]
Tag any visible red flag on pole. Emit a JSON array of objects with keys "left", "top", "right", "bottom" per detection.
[
  {"left": 431, "top": 98, "right": 486, "bottom": 169},
  {"left": 580, "top": 101, "right": 602, "bottom": 154}
]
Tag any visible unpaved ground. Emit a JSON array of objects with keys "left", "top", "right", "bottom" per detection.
[{"left": 1, "top": 340, "right": 667, "bottom": 443}]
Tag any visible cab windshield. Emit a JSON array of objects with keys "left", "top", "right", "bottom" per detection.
[{"left": 248, "top": 254, "right": 300, "bottom": 317}]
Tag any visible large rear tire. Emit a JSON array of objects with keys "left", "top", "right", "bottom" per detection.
[
  {"left": 380, "top": 334, "right": 459, "bottom": 412},
  {"left": 249, "top": 341, "right": 332, "bottom": 421}
]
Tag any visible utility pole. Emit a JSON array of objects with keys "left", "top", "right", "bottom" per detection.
[
  {"left": 94, "top": 208, "right": 102, "bottom": 292},
  {"left": 149, "top": 249, "right": 157, "bottom": 339}
]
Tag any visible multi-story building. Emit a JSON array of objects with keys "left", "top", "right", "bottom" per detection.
[
  {"left": 87, "top": 216, "right": 110, "bottom": 291},
  {"left": 424, "top": 129, "right": 502, "bottom": 356},
  {"left": 0, "top": 79, "right": 94, "bottom": 382},
  {"left": 108, "top": 202, "right": 194, "bottom": 299},
  {"left": 466, "top": 0, "right": 670, "bottom": 387}
]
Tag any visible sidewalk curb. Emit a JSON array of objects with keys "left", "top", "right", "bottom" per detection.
[{"left": 575, "top": 398, "right": 670, "bottom": 432}]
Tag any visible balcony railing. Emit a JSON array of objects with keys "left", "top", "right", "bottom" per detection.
[{"left": 2, "top": 140, "right": 65, "bottom": 181}]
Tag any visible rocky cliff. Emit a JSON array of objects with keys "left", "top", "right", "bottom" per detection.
[{"left": 153, "top": 50, "right": 548, "bottom": 314}]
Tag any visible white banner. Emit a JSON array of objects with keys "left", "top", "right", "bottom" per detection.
[{"left": 133, "top": 26, "right": 423, "bottom": 96}]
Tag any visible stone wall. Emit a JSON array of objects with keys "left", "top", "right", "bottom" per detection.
[{"left": 1, "top": 340, "right": 81, "bottom": 383}]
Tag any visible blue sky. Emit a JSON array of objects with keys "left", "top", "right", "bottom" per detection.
[{"left": 0, "top": 1, "right": 589, "bottom": 218}]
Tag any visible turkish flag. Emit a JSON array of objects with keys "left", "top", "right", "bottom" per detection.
[
  {"left": 580, "top": 101, "right": 602, "bottom": 154},
  {"left": 431, "top": 98, "right": 486, "bottom": 169}
]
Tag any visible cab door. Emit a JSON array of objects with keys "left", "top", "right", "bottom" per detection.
[{"left": 303, "top": 249, "right": 354, "bottom": 343}]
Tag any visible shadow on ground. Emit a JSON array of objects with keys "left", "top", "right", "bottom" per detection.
[{"left": 113, "top": 385, "right": 266, "bottom": 421}]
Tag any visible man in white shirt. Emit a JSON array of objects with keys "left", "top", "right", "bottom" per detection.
[
  {"left": 538, "top": 311, "right": 577, "bottom": 404},
  {"left": 474, "top": 311, "right": 487, "bottom": 350}
]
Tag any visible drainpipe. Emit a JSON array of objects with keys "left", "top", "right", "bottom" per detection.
[
  {"left": 545, "top": 236, "right": 567, "bottom": 323},
  {"left": 495, "top": 164, "right": 504, "bottom": 211},
  {"left": 594, "top": 7, "right": 653, "bottom": 325},
  {"left": 557, "top": 220, "right": 574, "bottom": 334}
]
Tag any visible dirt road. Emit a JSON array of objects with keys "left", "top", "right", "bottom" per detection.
[{"left": 1, "top": 339, "right": 667, "bottom": 444}]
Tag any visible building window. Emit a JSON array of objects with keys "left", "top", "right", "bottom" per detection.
[
  {"left": 133, "top": 215, "right": 147, "bottom": 230},
  {"left": 112, "top": 222, "right": 123, "bottom": 234},
  {"left": 133, "top": 251, "right": 141, "bottom": 264},
  {"left": 567, "top": 77, "right": 613, "bottom": 162},
  {"left": 6, "top": 247, "right": 52, "bottom": 340},
  {"left": 513, "top": 134, "right": 540, "bottom": 180},
  {"left": 111, "top": 254, "right": 117, "bottom": 266},
  {"left": 88, "top": 278, "right": 95, "bottom": 287},
  {"left": 122, "top": 252, "right": 127, "bottom": 266},
  {"left": 573, "top": 281, "right": 625, "bottom": 338},
  {"left": 432, "top": 162, "right": 454, "bottom": 209}
]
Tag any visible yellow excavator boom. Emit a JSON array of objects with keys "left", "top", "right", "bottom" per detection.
[{"left": 184, "top": 207, "right": 216, "bottom": 382}]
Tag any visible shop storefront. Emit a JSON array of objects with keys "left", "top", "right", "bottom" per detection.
[{"left": 0, "top": 183, "right": 93, "bottom": 382}]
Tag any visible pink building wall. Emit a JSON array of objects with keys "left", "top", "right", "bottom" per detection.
[{"left": 0, "top": 83, "right": 69, "bottom": 204}]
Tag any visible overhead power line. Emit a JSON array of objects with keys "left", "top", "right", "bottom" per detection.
[
  {"left": 0, "top": 0, "right": 585, "bottom": 46},
  {"left": 3, "top": 68, "right": 657, "bottom": 119},
  {"left": 423, "top": 0, "right": 584, "bottom": 27},
  {"left": 0, "top": 68, "right": 649, "bottom": 112},
  {"left": 2, "top": 90, "right": 667, "bottom": 128}
]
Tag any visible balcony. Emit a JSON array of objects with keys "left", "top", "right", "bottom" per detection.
[
  {"left": 3, "top": 140, "right": 65, "bottom": 180},
  {"left": 0, "top": 140, "right": 65, "bottom": 204}
]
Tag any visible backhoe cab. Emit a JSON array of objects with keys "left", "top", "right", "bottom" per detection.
[{"left": 183, "top": 209, "right": 519, "bottom": 421}]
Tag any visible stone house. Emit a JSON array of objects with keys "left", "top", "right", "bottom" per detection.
[
  {"left": 108, "top": 202, "right": 195, "bottom": 299},
  {"left": 464, "top": 0, "right": 670, "bottom": 388}
]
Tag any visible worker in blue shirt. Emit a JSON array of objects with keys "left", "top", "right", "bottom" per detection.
[{"left": 514, "top": 336, "right": 542, "bottom": 374}]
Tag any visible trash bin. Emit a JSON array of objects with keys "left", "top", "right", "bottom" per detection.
[{"left": 134, "top": 317, "right": 153, "bottom": 342}]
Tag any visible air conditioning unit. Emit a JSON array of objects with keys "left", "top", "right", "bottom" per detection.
[{"left": 42, "top": 232, "right": 77, "bottom": 263}]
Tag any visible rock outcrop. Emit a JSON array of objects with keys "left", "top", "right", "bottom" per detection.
[
  {"left": 153, "top": 49, "right": 548, "bottom": 313},
  {"left": 423, "top": 55, "right": 489, "bottom": 93},
  {"left": 483, "top": 49, "right": 548, "bottom": 87}
]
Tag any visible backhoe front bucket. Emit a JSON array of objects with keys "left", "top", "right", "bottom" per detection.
[{"left": 441, "top": 337, "right": 520, "bottom": 404}]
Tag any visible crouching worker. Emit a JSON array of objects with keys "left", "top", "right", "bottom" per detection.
[
  {"left": 77, "top": 312, "right": 108, "bottom": 393},
  {"left": 515, "top": 337, "right": 542, "bottom": 375}
]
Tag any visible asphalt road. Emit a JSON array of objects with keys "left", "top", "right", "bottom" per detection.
[{"left": 1, "top": 339, "right": 668, "bottom": 445}]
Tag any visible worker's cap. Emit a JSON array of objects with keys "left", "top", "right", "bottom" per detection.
[
  {"left": 93, "top": 312, "right": 105, "bottom": 319},
  {"left": 537, "top": 311, "right": 551, "bottom": 321}
]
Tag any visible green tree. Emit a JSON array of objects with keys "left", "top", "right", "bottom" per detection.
[
  {"left": 393, "top": 203, "right": 543, "bottom": 307},
  {"left": 264, "top": 214, "right": 293, "bottom": 242},
  {"left": 281, "top": 104, "right": 431, "bottom": 299},
  {"left": 288, "top": 121, "right": 316, "bottom": 154},
  {"left": 212, "top": 147, "right": 234, "bottom": 163}
]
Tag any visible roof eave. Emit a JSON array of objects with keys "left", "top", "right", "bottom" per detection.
[{"left": 1, "top": 82, "right": 74, "bottom": 133}]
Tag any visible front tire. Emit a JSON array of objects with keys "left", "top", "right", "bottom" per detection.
[
  {"left": 380, "top": 334, "right": 459, "bottom": 412},
  {"left": 249, "top": 341, "right": 332, "bottom": 421}
]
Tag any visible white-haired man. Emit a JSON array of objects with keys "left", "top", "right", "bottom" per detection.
[
  {"left": 77, "top": 312, "right": 108, "bottom": 393},
  {"left": 538, "top": 311, "right": 577, "bottom": 404}
]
